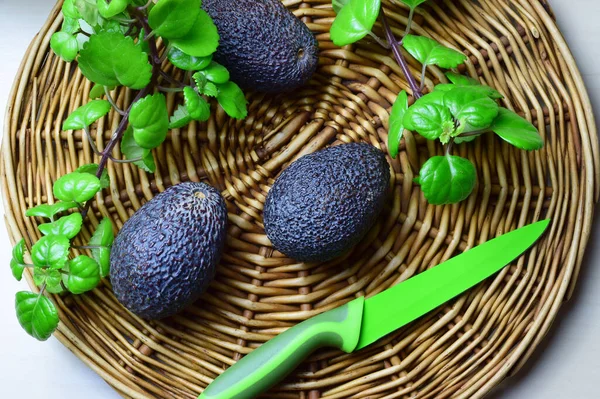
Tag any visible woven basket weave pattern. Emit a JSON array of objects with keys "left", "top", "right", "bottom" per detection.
[{"left": 2, "top": 1, "right": 599, "bottom": 398}]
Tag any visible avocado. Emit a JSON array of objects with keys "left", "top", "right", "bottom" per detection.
[
  {"left": 110, "top": 182, "right": 227, "bottom": 319},
  {"left": 263, "top": 143, "right": 390, "bottom": 262},
  {"left": 202, "top": 0, "right": 318, "bottom": 93}
]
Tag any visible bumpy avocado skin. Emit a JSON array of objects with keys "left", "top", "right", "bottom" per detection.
[
  {"left": 263, "top": 143, "right": 390, "bottom": 262},
  {"left": 202, "top": 0, "right": 319, "bottom": 93},
  {"left": 110, "top": 182, "right": 227, "bottom": 319}
]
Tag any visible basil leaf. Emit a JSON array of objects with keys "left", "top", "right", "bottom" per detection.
[
  {"left": 183, "top": 87, "right": 210, "bottom": 121},
  {"left": 415, "top": 155, "right": 476, "bottom": 205},
  {"left": 167, "top": 47, "right": 212, "bottom": 71},
  {"left": 194, "top": 62, "right": 230, "bottom": 84},
  {"left": 330, "top": 0, "right": 381, "bottom": 47},
  {"left": 15, "top": 291, "right": 59, "bottom": 341},
  {"left": 490, "top": 108, "right": 544, "bottom": 150},
  {"left": 61, "top": 17, "right": 81, "bottom": 35},
  {"left": 401, "top": 0, "right": 428, "bottom": 8},
  {"left": 78, "top": 31, "right": 152, "bottom": 89},
  {"left": 148, "top": 0, "right": 200, "bottom": 39},
  {"left": 74, "top": 0, "right": 100, "bottom": 29},
  {"left": 332, "top": 0, "right": 350, "bottom": 13},
  {"left": 403, "top": 101, "right": 454, "bottom": 141},
  {"left": 75, "top": 163, "right": 109, "bottom": 189},
  {"left": 65, "top": 256, "right": 101, "bottom": 294},
  {"left": 11, "top": 239, "right": 27, "bottom": 281},
  {"left": 33, "top": 268, "right": 63, "bottom": 294},
  {"left": 444, "top": 87, "right": 499, "bottom": 133},
  {"left": 89, "top": 218, "right": 114, "bottom": 277},
  {"left": 216, "top": 81, "right": 248, "bottom": 120},
  {"left": 62, "top": 100, "right": 111, "bottom": 130},
  {"left": 388, "top": 90, "right": 408, "bottom": 158},
  {"left": 53, "top": 172, "right": 102, "bottom": 203},
  {"left": 170, "top": 10, "right": 219, "bottom": 57},
  {"left": 31, "top": 235, "right": 70, "bottom": 269},
  {"left": 169, "top": 105, "right": 193, "bottom": 129},
  {"left": 62, "top": 0, "right": 81, "bottom": 19},
  {"left": 50, "top": 32, "right": 79, "bottom": 62},
  {"left": 97, "top": 0, "right": 130, "bottom": 19},
  {"left": 201, "top": 82, "right": 218, "bottom": 97},
  {"left": 25, "top": 201, "right": 79, "bottom": 219},
  {"left": 38, "top": 213, "right": 83, "bottom": 239},
  {"left": 445, "top": 72, "right": 479, "bottom": 86},
  {"left": 130, "top": 93, "right": 169, "bottom": 149},
  {"left": 89, "top": 84, "right": 106, "bottom": 100},
  {"left": 120, "top": 126, "right": 157, "bottom": 173},
  {"left": 403, "top": 34, "right": 466, "bottom": 69}
]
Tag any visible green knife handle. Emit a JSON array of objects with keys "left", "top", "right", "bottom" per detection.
[{"left": 198, "top": 297, "right": 365, "bottom": 399}]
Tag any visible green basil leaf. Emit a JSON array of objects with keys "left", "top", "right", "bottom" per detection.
[
  {"left": 11, "top": 239, "right": 27, "bottom": 281},
  {"left": 15, "top": 291, "right": 59, "bottom": 341},
  {"left": 25, "top": 201, "right": 79, "bottom": 219},
  {"left": 75, "top": 163, "right": 110, "bottom": 189},
  {"left": 332, "top": 0, "right": 350, "bottom": 14},
  {"left": 50, "top": 32, "right": 79, "bottom": 62},
  {"left": 78, "top": 31, "right": 152, "bottom": 89},
  {"left": 445, "top": 72, "right": 479, "bottom": 86},
  {"left": 170, "top": 10, "right": 219, "bottom": 57},
  {"left": 403, "top": 34, "right": 466, "bottom": 68},
  {"left": 195, "top": 61, "right": 230, "bottom": 84},
  {"left": 62, "top": 100, "right": 111, "bottom": 130},
  {"left": 388, "top": 90, "right": 408, "bottom": 158},
  {"left": 89, "top": 84, "right": 106, "bottom": 100},
  {"left": 130, "top": 93, "right": 169, "bottom": 149},
  {"left": 31, "top": 235, "right": 70, "bottom": 269},
  {"left": 216, "top": 81, "right": 248, "bottom": 120},
  {"left": 169, "top": 105, "right": 193, "bottom": 129},
  {"left": 435, "top": 83, "right": 503, "bottom": 100},
  {"left": 89, "top": 218, "right": 114, "bottom": 277},
  {"left": 201, "top": 82, "right": 218, "bottom": 97},
  {"left": 53, "top": 172, "right": 102, "bottom": 203},
  {"left": 63, "top": 0, "right": 81, "bottom": 19},
  {"left": 38, "top": 213, "right": 83, "bottom": 239},
  {"left": 148, "top": 0, "right": 200, "bottom": 39},
  {"left": 444, "top": 87, "right": 499, "bottom": 133},
  {"left": 403, "top": 101, "right": 454, "bottom": 141},
  {"left": 65, "top": 256, "right": 101, "bottom": 294},
  {"left": 120, "top": 127, "right": 156, "bottom": 173},
  {"left": 167, "top": 47, "right": 212, "bottom": 71},
  {"left": 61, "top": 17, "right": 81, "bottom": 35},
  {"left": 183, "top": 87, "right": 211, "bottom": 121},
  {"left": 490, "top": 107, "right": 544, "bottom": 150},
  {"left": 401, "top": 0, "right": 428, "bottom": 8},
  {"left": 102, "top": 19, "right": 126, "bottom": 34},
  {"left": 74, "top": 0, "right": 100, "bottom": 28},
  {"left": 330, "top": 0, "right": 381, "bottom": 47},
  {"left": 415, "top": 155, "right": 476, "bottom": 204},
  {"left": 33, "top": 268, "right": 63, "bottom": 294},
  {"left": 97, "top": 0, "right": 130, "bottom": 19}
]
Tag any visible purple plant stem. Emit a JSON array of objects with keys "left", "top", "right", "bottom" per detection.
[{"left": 381, "top": 10, "right": 423, "bottom": 100}]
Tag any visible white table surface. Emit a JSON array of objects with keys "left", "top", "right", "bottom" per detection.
[{"left": 1, "top": 1, "right": 599, "bottom": 398}]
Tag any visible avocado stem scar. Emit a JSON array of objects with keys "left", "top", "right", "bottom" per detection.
[{"left": 194, "top": 191, "right": 206, "bottom": 199}]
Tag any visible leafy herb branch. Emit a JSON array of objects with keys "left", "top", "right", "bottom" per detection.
[
  {"left": 331, "top": 0, "right": 543, "bottom": 205},
  {"left": 11, "top": 0, "right": 248, "bottom": 341}
]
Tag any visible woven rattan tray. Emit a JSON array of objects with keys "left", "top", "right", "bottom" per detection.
[{"left": 3, "top": 1, "right": 599, "bottom": 398}]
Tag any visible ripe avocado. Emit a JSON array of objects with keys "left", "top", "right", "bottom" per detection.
[
  {"left": 202, "top": 0, "right": 319, "bottom": 93},
  {"left": 263, "top": 143, "right": 390, "bottom": 262},
  {"left": 110, "top": 182, "right": 227, "bottom": 319}
]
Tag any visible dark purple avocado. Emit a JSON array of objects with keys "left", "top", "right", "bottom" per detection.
[
  {"left": 110, "top": 182, "right": 227, "bottom": 319},
  {"left": 202, "top": 0, "right": 319, "bottom": 93},
  {"left": 263, "top": 143, "right": 390, "bottom": 262}
]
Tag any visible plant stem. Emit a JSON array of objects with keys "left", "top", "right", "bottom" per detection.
[
  {"left": 104, "top": 87, "right": 126, "bottom": 116},
  {"left": 445, "top": 139, "right": 454, "bottom": 156},
  {"left": 83, "top": 126, "right": 102, "bottom": 156},
  {"left": 157, "top": 85, "right": 185, "bottom": 93},
  {"left": 73, "top": 245, "right": 103, "bottom": 250},
  {"left": 159, "top": 70, "right": 186, "bottom": 87},
  {"left": 458, "top": 129, "right": 490, "bottom": 137},
  {"left": 381, "top": 10, "right": 423, "bottom": 99},
  {"left": 367, "top": 31, "right": 390, "bottom": 49},
  {"left": 404, "top": 7, "right": 415, "bottom": 37},
  {"left": 109, "top": 155, "right": 144, "bottom": 163}
]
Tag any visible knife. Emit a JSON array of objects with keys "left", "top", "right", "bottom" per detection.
[{"left": 199, "top": 219, "right": 550, "bottom": 399}]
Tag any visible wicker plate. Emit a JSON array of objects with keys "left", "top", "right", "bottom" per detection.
[{"left": 3, "top": 0, "right": 599, "bottom": 398}]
